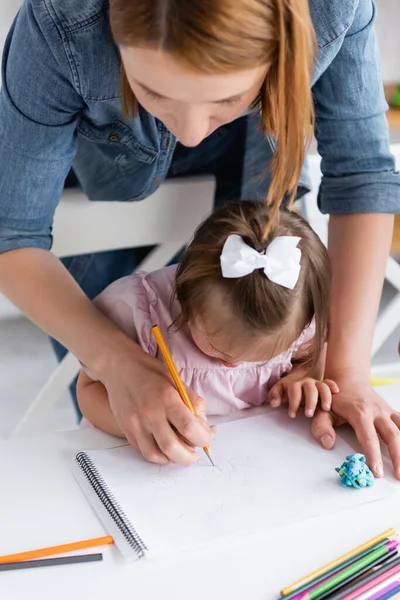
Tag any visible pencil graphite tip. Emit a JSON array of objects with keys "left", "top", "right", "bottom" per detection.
[{"left": 204, "top": 449, "right": 214, "bottom": 466}]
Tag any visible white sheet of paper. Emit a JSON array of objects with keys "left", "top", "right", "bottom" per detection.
[{"left": 84, "top": 411, "right": 396, "bottom": 556}]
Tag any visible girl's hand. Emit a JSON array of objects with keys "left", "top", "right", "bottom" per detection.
[
  {"left": 269, "top": 375, "right": 339, "bottom": 419},
  {"left": 100, "top": 339, "right": 214, "bottom": 467},
  {"left": 310, "top": 370, "right": 400, "bottom": 480}
]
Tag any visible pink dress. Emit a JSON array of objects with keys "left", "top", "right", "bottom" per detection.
[{"left": 86, "top": 265, "right": 314, "bottom": 416}]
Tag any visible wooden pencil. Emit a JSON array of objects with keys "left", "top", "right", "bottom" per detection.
[
  {"left": 316, "top": 551, "right": 398, "bottom": 600},
  {"left": 0, "top": 553, "right": 103, "bottom": 572},
  {"left": 325, "top": 556, "right": 400, "bottom": 600},
  {"left": 281, "top": 528, "right": 398, "bottom": 595},
  {"left": 377, "top": 583, "right": 400, "bottom": 600},
  {"left": 152, "top": 325, "right": 214, "bottom": 465},
  {"left": 302, "top": 541, "right": 398, "bottom": 600},
  {"left": 282, "top": 540, "right": 392, "bottom": 600},
  {"left": 0, "top": 535, "right": 113, "bottom": 564}
]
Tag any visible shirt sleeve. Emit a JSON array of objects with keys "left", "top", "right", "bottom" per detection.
[
  {"left": 312, "top": 0, "right": 400, "bottom": 215},
  {"left": 0, "top": 0, "right": 84, "bottom": 254}
]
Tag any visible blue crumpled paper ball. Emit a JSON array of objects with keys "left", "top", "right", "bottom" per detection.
[{"left": 335, "top": 453, "right": 375, "bottom": 489}]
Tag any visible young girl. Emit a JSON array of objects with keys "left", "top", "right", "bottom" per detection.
[{"left": 77, "top": 201, "right": 338, "bottom": 459}]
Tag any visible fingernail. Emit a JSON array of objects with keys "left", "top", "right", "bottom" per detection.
[
  {"left": 306, "top": 409, "right": 314, "bottom": 418},
  {"left": 199, "top": 411, "right": 207, "bottom": 421},
  {"left": 270, "top": 398, "right": 280, "bottom": 408},
  {"left": 289, "top": 411, "right": 296, "bottom": 419},
  {"left": 375, "top": 463, "right": 384, "bottom": 477},
  {"left": 323, "top": 403, "right": 331, "bottom": 411},
  {"left": 321, "top": 434, "right": 333, "bottom": 449}
]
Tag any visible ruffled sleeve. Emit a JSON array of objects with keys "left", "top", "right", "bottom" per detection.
[{"left": 82, "top": 271, "right": 159, "bottom": 380}]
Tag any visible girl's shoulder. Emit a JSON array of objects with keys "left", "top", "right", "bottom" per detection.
[{"left": 92, "top": 265, "right": 179, "bottom": 355}]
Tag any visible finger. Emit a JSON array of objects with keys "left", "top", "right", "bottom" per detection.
[
  {"left": 269, "top": 382, "right": 284, "bottom": 408},
  {"left": 168, "top": 402, "right": 214, "bottom": 449},
  {"left": 377, "top": 416, "right": 400, "bottom": 480},
  {"left": 303, "top": 381, "right": 319, "bottom": 418},
  {"left": 132, "top": 425, "right": 170, "bottom": 465},
  {"left": 311, "top": 408, "right": 336, "bottom": 450},
  {"left": 287, "top": 381, "right": 303, "bottom": 418},
  {"left": 322, "top": 379, "right": 340, "bottom": 395},
  {"left": 188, "top": 391, "right": 208, "bottom": 421},
  {"left": 391, "top": 412, "right": 400, "bottom": 430},
  {"left": 152, "top": 420, "right": 198, "bottom": 466},
  {"left": 316, "top": 381, "right": 333, "bottom": 412},
  {"left": 350, "top": 415, "right": 383, "bottom": 478}
]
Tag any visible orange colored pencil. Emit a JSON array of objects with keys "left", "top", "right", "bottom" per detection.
[
  {"left": 152, "top": 325, "right": 214, "bottom": 466},
  {"left": 0, "top": 535, "right": 113, "bottom": 564}
]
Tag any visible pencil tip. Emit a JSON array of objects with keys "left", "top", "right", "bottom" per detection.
[{"left": 204, "top": 449, "right": 214, "bottom": 466}]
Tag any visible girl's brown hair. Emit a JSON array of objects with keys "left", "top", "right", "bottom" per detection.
[
  {"left": 109, "top": 0, "right": 315, "bottom": 216},
  {"left": 175, "top": 201, "right": 330, "bottom": 369}
]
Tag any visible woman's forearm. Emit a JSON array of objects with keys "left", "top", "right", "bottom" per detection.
[
  {"left": 326, "top": 213, "right": 394, "bottom": 377},
  {"left": 0, "top": 247, "right": 142, "bottom": 376}
]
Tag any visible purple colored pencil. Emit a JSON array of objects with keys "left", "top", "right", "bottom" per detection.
[{"left": 368, "top": 582, "right": 400, "bottom": 600}]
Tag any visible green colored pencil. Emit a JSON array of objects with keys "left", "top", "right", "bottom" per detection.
[
  {"left": 279, "top": 539, "right": 390, "bottom": 600},
  {"left": 303, "top": 541, "right": 398, "bottom": 600}
]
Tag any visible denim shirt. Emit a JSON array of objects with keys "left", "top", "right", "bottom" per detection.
[{"left": 0, "top": 0, "right": 399, "bottom": 254}]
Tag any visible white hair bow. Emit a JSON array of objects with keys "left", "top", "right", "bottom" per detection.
[{"left": 220, "top": 234, "right": 302, "bottom": 290}]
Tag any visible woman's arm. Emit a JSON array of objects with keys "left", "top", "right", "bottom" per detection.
[
  {"left": 77, "top": 370, "right": 124, "bottom": 438},
  {"left": 0, "top": 248, "right": 213, "bottom": 466},
  {"left": 325, "top": 213, "right": 393, "bottom": 377},
  {"left": 312, "top": 214, "right": 400, "bottom": 478},
  {"left": 309, "top": 0, "right": 400, "bottom": 477}
]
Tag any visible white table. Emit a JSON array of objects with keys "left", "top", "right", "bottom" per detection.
[{"left": 1, "top": 385, "right": 399, "bottom": 600}]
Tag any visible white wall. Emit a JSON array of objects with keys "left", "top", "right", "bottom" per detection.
[
  {"left": 0, "top": 1, "right": 21, "bottom": 63},
  {"left": 376, "top": 0, "right": 400, "bottom": 83}
]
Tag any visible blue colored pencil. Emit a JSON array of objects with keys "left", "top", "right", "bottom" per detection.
[{"left": 376, "top": 583, "right": 400, "bottom": 600}]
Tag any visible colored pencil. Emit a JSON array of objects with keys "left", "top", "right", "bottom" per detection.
[
  {"left": 384, "top": 587, "right": 400, "bottom": 600},
  {"left": 368, "top": 582, "right": 400, "bottom": 600},
  {"left": 0, "top": 535, "right": 113, "bottom": 564},
  {"left": 327, "top": 557, "right": 400, "bottom": 600},
  {"left": 326, "top": 562, "right": 400, "bottom": 600},
  {"left": 0, "top": 553, "right": 103, "bottom": 572},
  {"left": 317, "top": 552, "right": 398, "bottom": 600},
  {"left": 302, "top": 541, "right": 399, "bottom": 600},
  {"left": 370, "top": 378, "right": 400, "bottom": 387},
  {"left": 152, "top": 325, "right": 214, "bottom": 465},
  {"left": 281, "top": 528, "right": 398, "bottom": 595},
  {"left": 282, "top": 540, "right": 392, "bottom": 600}
]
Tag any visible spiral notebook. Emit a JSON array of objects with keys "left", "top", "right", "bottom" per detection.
[{"left": 73, "top": 411, "right": 396, "bottom": 561}]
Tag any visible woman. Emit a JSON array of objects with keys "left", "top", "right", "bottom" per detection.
[{"left": 0, "top": 0, "right": 399, "bottom": 474}]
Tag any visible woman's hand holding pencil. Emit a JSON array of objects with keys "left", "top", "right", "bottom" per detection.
[{"left": 105, "top": 335, "right": 214, "bottom": 466}]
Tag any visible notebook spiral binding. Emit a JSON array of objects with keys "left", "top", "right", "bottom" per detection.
[{"left": 75, "top": 452, "right": 147, "bottom": 559}]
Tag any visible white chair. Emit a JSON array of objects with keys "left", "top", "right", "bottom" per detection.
[
  {"left": 301, "top": 144, "right": 400, "bottom": 371},
  {"left": 11, "top": 177, "right": 215, "bottom": 437}
]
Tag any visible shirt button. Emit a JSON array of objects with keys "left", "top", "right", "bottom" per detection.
[
  {"left": 163, "top": 138, "right": 169, "bottom": 148},
  {"left": 109, "top": 134, "right": 119, "bottom": 142}
]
